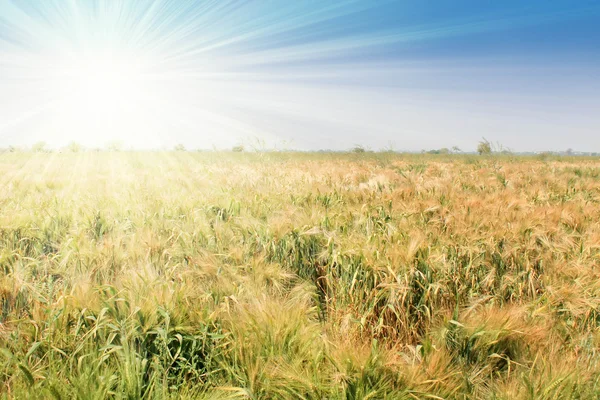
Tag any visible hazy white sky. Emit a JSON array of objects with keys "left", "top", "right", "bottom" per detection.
[{"left": 1, "top": 0, "right": 599, "bottom": 151}]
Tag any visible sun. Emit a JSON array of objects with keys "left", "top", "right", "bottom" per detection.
[
  {"left": 74, "top": 57, "right": 133, "bottom": 110},
  {"left": 63, "top": 52, "right": 145, "bottom": 118},
  {"left": 44, "top": 49, "right": 160, "bottom": 147}
]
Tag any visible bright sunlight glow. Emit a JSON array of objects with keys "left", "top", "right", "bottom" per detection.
[
  {"left": 65, "top": 55, "right": 138, "bottom": 118},
  {"left": 41, "top": 49, "right": 162, "bottom": 148}
]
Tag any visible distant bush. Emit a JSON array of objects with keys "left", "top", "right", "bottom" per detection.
[
  {"left": 427, "top": 148, "right": 450, "bottom": 155},
  {"left": 232, "top": 145, "right": 244, "bottom": 152},
  {"left": 174, "top": 144, "right": 186, "bottom": 151},
  {"left": 477, "top": 138, "right": 492, "bottom": 155},
  {"left": 107, "top": 141, "right": 124, "bottom": 152},
  {"left": 537, "top": 151, "right": 554, "bottom": 161},
  {"left": 32, "top": 141, "right": 47, "bottom": 152},
  {"left": 67, "top": 142, "right": 81, "bottom": 153},
  {"left": 352, "top": 145, "right": 366, "bottom": 153}
]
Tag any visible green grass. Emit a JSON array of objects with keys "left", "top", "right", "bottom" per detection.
[{"left": 1, "top": 151, "right": 600, "bottom": 399}]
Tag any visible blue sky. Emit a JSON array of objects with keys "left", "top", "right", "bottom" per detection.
[{"left": 0, "top": 0, "right": 599, "bottom": 151}]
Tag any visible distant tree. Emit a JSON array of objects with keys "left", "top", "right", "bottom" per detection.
[
  {"left": 537, "top": 151, "right": 553, "bottom": 161},
  {"left": 352, "top": 145, "right": 366, "bottom": 153},
  {"left": 477, "top": 138, "right": 492, "bottom": 155},
  {"left": 32, "top": 141, "right": 46, "bottom": 152},
  {"left": 247, "top": 137, "right": 267, "bottom": 152},
  {"left": 232, "top": 145, "right": 244, "bottom": 152},
  {"left": 427, "top": 148, "right": 450, "bottom": 155},
  {"left": 566, "top": 148, "right": 574, "bottom": 156},
  {"left": 452, "top": 146, "right": 462, "bottom": 153},
  {"left": 107, "top": 140, "right": 124, "bottom": 152},
  {"left": 174, "top": 144, "right": 186, "bottom": 151},
  {"left": 383, "top": 141, "right": 396, "bottom": 153},
  {"left": 67, "top": 142, "right": 82, "bottom": 153}
]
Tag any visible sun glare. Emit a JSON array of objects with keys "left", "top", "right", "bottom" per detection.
[
  {"left": 72, "top": 56, "right": 137, "bottom": 111},
  {"left": 44, "top": 50, "right": 161, "bottom": 147},
  {"left": 69, "top": 51, "right": 148, "bottom": 110}
]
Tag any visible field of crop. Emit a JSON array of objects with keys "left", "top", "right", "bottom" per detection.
[{"left": 1, "top": 152, "right": 600, "bottom": 399}]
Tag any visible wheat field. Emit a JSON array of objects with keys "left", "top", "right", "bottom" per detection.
[{"left": 1, "top": 151, "right": 600, "bottom": 399}]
